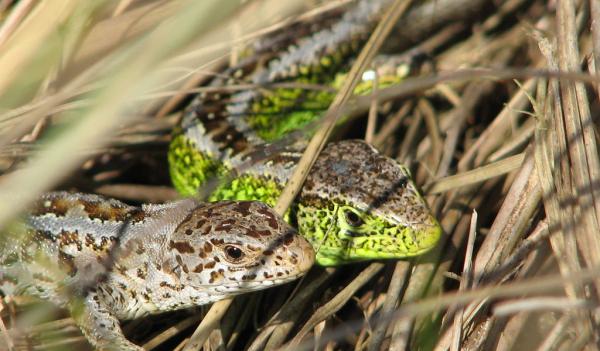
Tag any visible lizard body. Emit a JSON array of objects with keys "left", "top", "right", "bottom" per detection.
[
  {"left": 0, "top": 192, "right": 313, "bottom": 350},
  {"left": 169, "top": 0, "right": 441, "bottom": 266}
]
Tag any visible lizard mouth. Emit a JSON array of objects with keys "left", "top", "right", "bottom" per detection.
[
  {"left": 313, "top": 219, "right": 442, "bottom": 266},
  {"left": 212, "top": 272, "right": 304, "bottom": 293}
]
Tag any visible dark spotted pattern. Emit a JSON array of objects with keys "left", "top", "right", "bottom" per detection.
[
  {"left": 31, "top": 192, "right": 145, "bottom": 224},
  {"left": 301, "top": 140, "right": 431, "bottom": 225},
  {"left": 163, "top": 200, "right": 314, "bottom": 298},
  {"left": 59, "top": 230, "right": 82, "bottom": 251},
  {"left": 190, "top": 98, "right": 252, "bottom": 157},
  {"left": 58, "top": 251, "right": 78, "bottom": 277},
  {"left": 169, "top": 240, "right": 195, "bottom": 254},
  {"left": 292, "top": 140, "right": 442, "bottom": 265}
]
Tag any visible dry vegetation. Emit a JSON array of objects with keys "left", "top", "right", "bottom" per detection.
[{"left": 0, "top": 0, "right": 599, "bottom": 350}]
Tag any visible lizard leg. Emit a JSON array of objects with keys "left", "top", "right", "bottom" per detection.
[{"left": 71, "top": 291, "right": 144, "bottom": 351}]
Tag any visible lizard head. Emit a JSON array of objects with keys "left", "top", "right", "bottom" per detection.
[
  {"left": 169, "top": 200, "right": 314, "bottom": 295},
  {"left": 297, "top": 140, "right": 442, "bottom": 266}
]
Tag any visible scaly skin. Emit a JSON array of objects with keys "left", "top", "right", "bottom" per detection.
[
  {"left": 0, "top": 192, "right": 314, "bottom": 350},
  {"left": 168, "top": 0, "right": 442, "bottom": 266},
  {"left": 295, "top": 141, "right": 440, "bottom": 265},
  {"left": 169, "top": 138, "right": 441, "bottom": 266}
]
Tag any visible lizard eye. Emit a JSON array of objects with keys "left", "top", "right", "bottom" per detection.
[
  {"left": 344, "top": 210, "right": 364, "bottom": 227},
  {"left": 224, "top": 245, "right": 245, "bottom": 263}
]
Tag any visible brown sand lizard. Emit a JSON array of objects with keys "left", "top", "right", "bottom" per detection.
[{"left": 0, "top": 192, "right": 314, "bottom": 350}]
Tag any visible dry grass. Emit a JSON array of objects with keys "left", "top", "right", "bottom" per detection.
[{"left": 1, "top": 0, "right": 600, "bottom": 350}]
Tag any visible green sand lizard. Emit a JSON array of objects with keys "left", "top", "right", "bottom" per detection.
[{"left": 169, "top": 0, "right": 442, "bottom": 266}]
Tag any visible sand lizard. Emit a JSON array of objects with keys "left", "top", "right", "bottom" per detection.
[
  {"left": 168, "top": 0, "right": 442, "bottom": 266},
  {"left": 0, "top": 192, "right": 314, "bottom": 350}
]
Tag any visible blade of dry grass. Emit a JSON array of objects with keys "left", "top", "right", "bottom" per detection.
[
  {"left": 248, "top": 270, "right": 335, "bottom": 351},
  {"left": 450, "top": 211, "right": 477, "bottom": 351},
  {"left": 396, "top": 42, "right": 541, "bottom": 347},
  {"left": 0, "top": 0, "right": 244, "bottom": 228},
  {"left": 365, "top": 74, "right": 379, "bottom": 144},
  {"left": 0, "top": 0, "right": 83, "bottom": 100},
  {"left": 68, "top": 0, "right": 184, "bottom": 76},
  {"left": 285, "top": 263, "right": 385, "bottom": 349},
  {"left": 367, "top": 262, "right": 412, "bottom": 351},
  {"left": 472, "top": 151, "right": 541, "bottom": 284},
  {"left": 295, "top": 262, "right": 600, "bottom": 351},
  {"left": 488, "top": 119, "right": 534, "bottom": 162},
  {"left": 492, "top": 297, "right": 591, "bottom": 316},
  {"left": 485, "top": 219, "right": 549, "bottom": 283},
  {"left": 142, "top": 314, "right": 202, "bottom": 350},
  {"left": 112, "top": 0, "right": 135, "bottom": 17},
  {"left": 372, "top": 101, "right": 412, "bottom": 148},
  {"left": 180, "top": 299, "right": 233, "bottom": 351},
  {"left": 459, "top": 78, "right": 537, "bottom": 170},
  {"left": 556, "top": 0, "right": 600, "bottom": 298},
  {"left": 437, "top": 151, "right": 541, "bottom": 350},
  {"left": 427, "top": 153, "right": 525, "bottom": 194},
  {"left": 418, "top": 98, "right": 443, "bottom": 172},
  {"left": 0, "top": 0, "right": 36, "bottom": 48},
  {"left": 536, "top": 11, "right": 599, "bottom": 342},
  {"left": 536, "top": 314, "right": 575, "bottom": 351}
]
